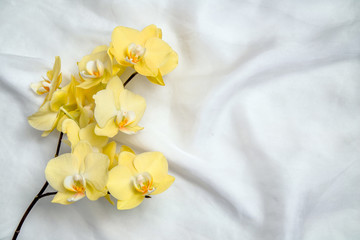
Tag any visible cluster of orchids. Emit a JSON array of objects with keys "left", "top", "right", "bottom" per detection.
[{"left": 25, "top": 25, "right": 178, "bottom": 214}]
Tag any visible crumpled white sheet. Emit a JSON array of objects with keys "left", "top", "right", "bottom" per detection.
[{"left": 0, "top": 0, "right": 359, "bottom": 239}]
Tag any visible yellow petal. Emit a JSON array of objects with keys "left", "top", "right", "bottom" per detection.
[
  {"left": 83, "top": 152, "right": 109, "bottom": 190},
  {"left": 107, "top": 165, "right": 135, "bottom": 200},
  {"left": 104, "top": 193, "right": 115, "bottom": 205},
  {"left": 72, "top": 141, "right": 93, "bottom": 164},
  {"left": 103, "top": 141, "right": 117, "bottom": 169},
  {"left": 91, "top": 45, "right": 109, "bottom": 54},
  {"left": 51, "top": 191, "right": 83, "bottom": 205},
  {"left": 79, "top": 123, "right": 108, "bottom": 148},
  {"left": 94, "top": 118, "right": 118, "bottom": 137},
  {"left": 116, "top": 194, "right": 145, "bottom": 210},
  {"left": 120, "top": 145, "right": 135, "bottom": 154},
  {"left": 106, "top": 75, "right": 124, "bottom": 109},
  {"left": 28, "top": 102, "right": 58, "bottom": 131},
  {"left": 50, "top": 89, "right": 67, "bottom": 112},
  {"left": 77, "top": 78, "right": 103, "bottom": 89},
  {"left": 111, "top": 26, "right": 139, "bottom": 65},
  {"left": 120, "top": 124, "right": 144, "bottom": 134},
  {"left": 133, "top": 152, "right": 168, "bottom": 181},
  {"left": 152, "top": 175, "right": 175, "bottom": 195},
  {"left": 118, "top": 151, "right": 137, "bottom": 174},
  {"left": 86, "top": 181, "right": 107, "bottom": 201},
  {"left": 146, "top": 70, "right": 165, "bottom": 86},
  {"left": 144, "top": 38, "right": 178, "bottom": 76},
  {"left": 45, "top": 56, "right": 62, "bottom": 103},
  {"left": 134, "top": 58, "right": 158, "bottom": 77},
  {"left": 137, "top": 24, "right": 162, "bottom": 45},
  {"left": 158, "top": 50, "right": 178, "bottom": 76},
  {"left": 119, "top": 89, "right": 146, "bottom": 126},
  {"left": 45, "top": 153, "right": 79, "bottom": 192},
  {"left": 61, "top": 119, "right": 80, "bottom": 147},
  {"left": 93, "top": 89, "right": 117, "bottom": 128}
]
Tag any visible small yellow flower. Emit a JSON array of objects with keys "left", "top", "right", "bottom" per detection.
[
  {"left": 78, "top": 45, "right": 125, "bottom": 89},
  {"left": 31, "top": 56, "right": 62, "bottom": 104},
  {"left": 107, "top": 146, "right": 175, "bottom": 210},
  {"left": 28, "top": 76, "right": 78, "bottom": 136},
  {"left": 93, "top": 75, "right": 146, "bottom": 137},
  {"left": 110, "top": 24, "right": 178, "bottom": 86},
  {"left": 45, "top": 141, "right": 109, "bottom": 204}
]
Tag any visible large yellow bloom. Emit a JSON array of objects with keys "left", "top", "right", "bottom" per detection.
[
  {"left": 110, "top": 24, "right": 178, "bottom": 86},
  {"left": 107, "top": 146, "right": 175, "bottom": 210},
  {"left": 45, "top": 141, "right": 109, "bottom": 205},
  {"left": 93, "top": 75, "right": 146, "bottom": 137}
]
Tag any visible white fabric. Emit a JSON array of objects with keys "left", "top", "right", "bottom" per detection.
[{"left": 1, "top": 0, "right": 359, "bottom": 239}]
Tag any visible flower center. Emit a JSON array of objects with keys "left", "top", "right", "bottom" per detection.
[
  {"left": 115, "top": 110, "right": 136, "bottom": 129},
  {"left": 63, "top": 174, "right": 86, "bottom": 202},
  {"left": 80, "top": 59, "right": 104, "bottom": 79},
  {"left": 125, "top": 43, "right": 146, "bottom": 64},
  {"left": 132, "top": 172, "right": 156, "bottom": 195}
]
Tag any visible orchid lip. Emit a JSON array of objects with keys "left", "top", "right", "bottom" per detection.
[
  {"left": 125, "top": 43, "right": 146, "bottom": 64},
  {"left": 132, "top": 172, "right": 156, "bottom": 196}
]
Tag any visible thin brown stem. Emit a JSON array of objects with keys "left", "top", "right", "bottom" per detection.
[
  {"left": 124, "top": 72, "right": 138, "bottom": 87},
  {"left": 12, "top": 132, "right": 63, "bottom": 240},
  {"left": 38, "top": 192, "right": 57, "bottom": 199}
]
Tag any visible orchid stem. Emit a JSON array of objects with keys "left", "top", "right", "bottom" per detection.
[
  {"left": 124, "top": 72, "right": 138, "bottom": 87},
  {"left": 12, "top": 132, "right": 63, "bottom": 240}
]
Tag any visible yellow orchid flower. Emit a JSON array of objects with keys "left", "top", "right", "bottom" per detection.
[
  {"left": 31, "top": 56, "right": 62, "bottom": 104},
  {"left": 28, "top": 76, "right": 78, "bottom": 136},
  {"left": 107, "top": 146, "right": 175, "bottom": 210},
  {"left": 78, "top": 45, "right": 125, "bottom": 89},
  {"left": 62, "top": 119, "right": 108, "bottom": 151},
  {"left": 93, "top": 75, "right": 146, "bottom": 137},
  {"left": 45, "top": 141, "right": 109, "bottom": 205},
  {"left": 110, "top": 24, "right": 178, "bottom": 86}
]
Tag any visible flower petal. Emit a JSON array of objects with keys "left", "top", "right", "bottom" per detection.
[
  {"left": 111, "top": 26, "right": 139, "bottom": 65},
  {"left": 103, "top": 141, "right": 117, "bottom": 169},
  {"left": 73, "top": 141, "right": 93, "bottom": 165},
  {"left": 137, "top": 24, "right": 162, "bottom": 45},
  {"left": 62, "top": 119, "right": 80, "bottom": 147},
  {"left": 106, "top": 76, "right": 124, "bottom": 109},
  {"left": 152, "top": 175, "right": 175, "bottom": 195},
  {"left": 50, "top": 89, "right": 67, "bottom": 112},
  {"left": 133, "top": 152, "right": 168, "bottom": 181},
  {"left": 107, "top": 165, "right": 135, "bottom": 200},
  {"left": 79, "top": 123, "right": 108, "bottom": 148},
  {"left": 95, "top": 118, "right": 118, "bottom": 137},
  {"left": 116, "top": 194, "right": 145, "bottom": 210},
  {"left": 119, "top": 89, "right": 146, "bottom": 126},
  {"left": 83, "top": 152, "right": 109, "bottom": 190},
  {"left": 158, "top": 50, "right": 178, "bottom": 76},
  {"left": 93, "top": 89, "right": 117, "bottom": 128},
  {"left": 28, "top": 102, "right": 58, "bottom": 131},
  {"left": 45, "top": 153, "right": 79, "bottom": 192},
  {"left": 86, "top": 182, "right": 107, "bottom": 201},
  {"left": 51, "top": 191, "right": 84, "bottom": 205},
  {"left": 77, "top": 78, "right": 103, "bottom": 89},
  {"left": 118, "top": 151, "right": 137, "bottom": 174},
  {"left": 120, "top": 145, "right": 135, "bottom": 154},
  {"left": 146, "top": 70, "right": 165, "bottom": 86},
  {"left": 144, "top": 38, "right": 178, "bottom": 76}
]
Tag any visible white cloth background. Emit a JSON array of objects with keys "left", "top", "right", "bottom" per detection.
[{"left": 0, "top": 0, "right": 359, "bottom": 239}]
